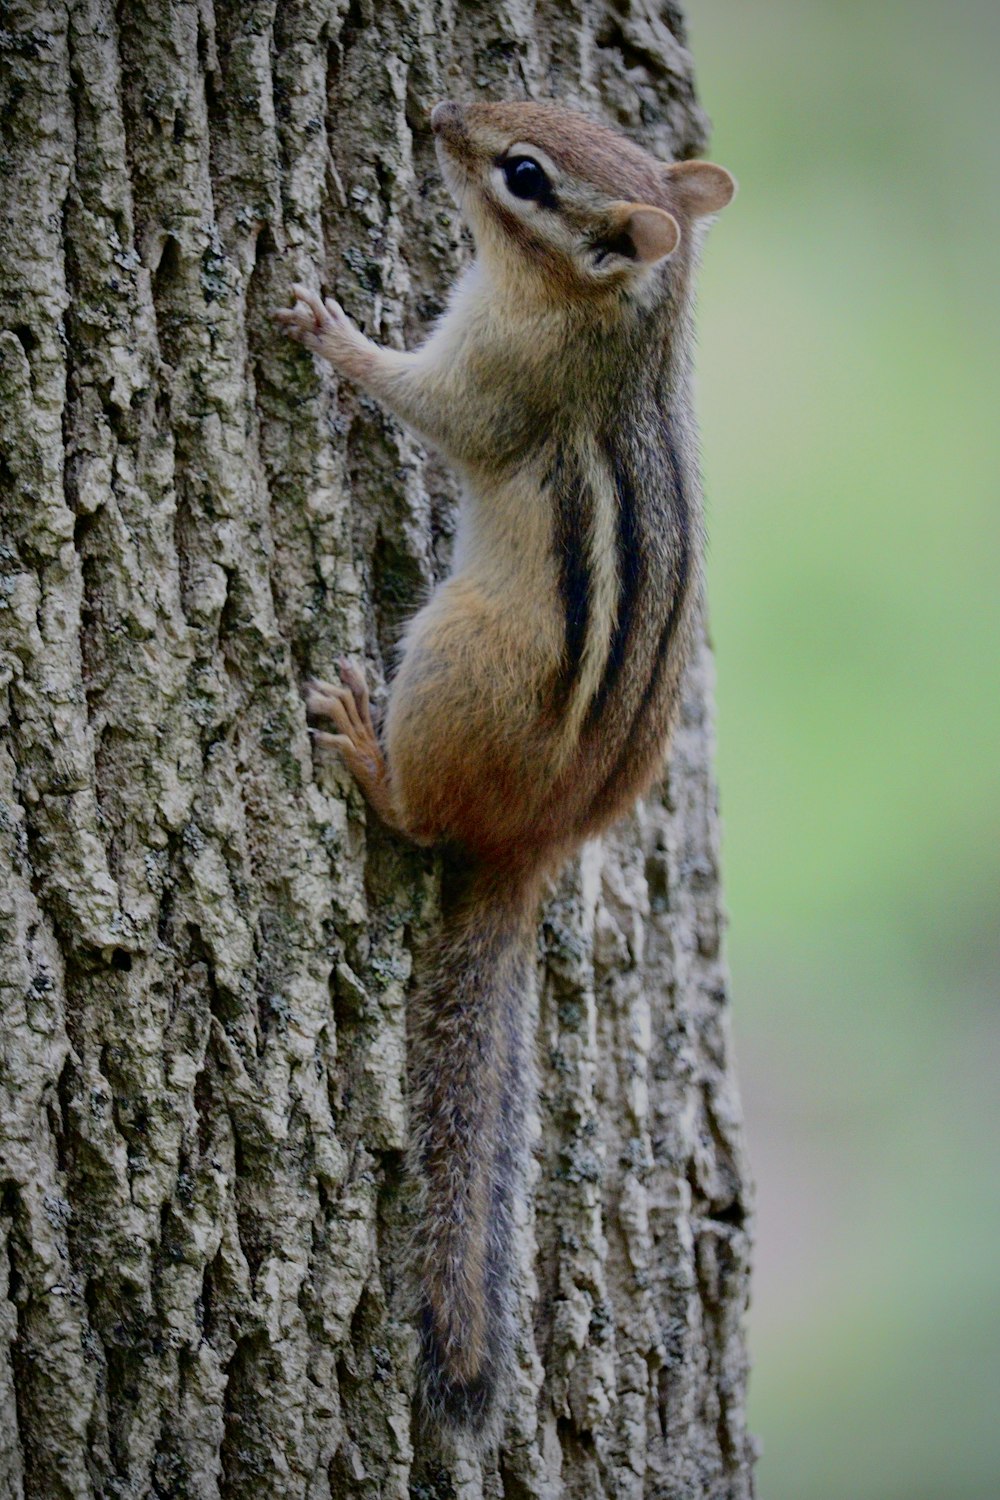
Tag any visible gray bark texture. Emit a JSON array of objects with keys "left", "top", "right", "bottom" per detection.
[{"left": 0, "top": 1, "right": 754, "bottom": 1496}]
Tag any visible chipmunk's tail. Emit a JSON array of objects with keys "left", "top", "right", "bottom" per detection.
[{"left": 409, "top": 855, "right": 539, "bottom": 1439}]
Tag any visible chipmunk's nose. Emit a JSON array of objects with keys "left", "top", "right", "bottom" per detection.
[{"left": 431, "top": 100, "right": 463, "bottom": 136}]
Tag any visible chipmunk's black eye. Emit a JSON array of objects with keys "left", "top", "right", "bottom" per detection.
[{"left": 502, "top": 156, "right": 551, "bottom": 203}]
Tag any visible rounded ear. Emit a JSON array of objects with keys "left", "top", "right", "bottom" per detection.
[
  {"left": 610, "top": 202, "right": 681, "bottom": 265},
  {"left": 663, "top": 160, "right": 737, "bottom": 217}
]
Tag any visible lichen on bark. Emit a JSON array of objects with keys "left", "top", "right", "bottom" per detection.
[{"left": 0, "top": 2, "right": 753, "bottom": 1496}]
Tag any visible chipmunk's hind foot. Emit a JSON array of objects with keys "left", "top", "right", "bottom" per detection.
[{"left": 305, "top": 663, "right": 401, "bottom": 829}]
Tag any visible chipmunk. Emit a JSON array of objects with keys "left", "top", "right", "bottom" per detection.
[{"left": 275, "top": 99, "right": 734, "bottom": 1441}]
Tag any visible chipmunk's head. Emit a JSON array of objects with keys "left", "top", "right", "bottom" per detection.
[{"left": 430, "top": 99, "right": 734, "bottom": 300}]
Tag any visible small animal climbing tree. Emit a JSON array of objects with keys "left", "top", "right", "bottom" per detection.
[{"left": 0, "top": 2, "right": 753, "bottom": 1495}]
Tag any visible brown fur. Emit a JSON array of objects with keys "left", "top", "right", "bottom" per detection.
[{"left": 281, "top": 98, "right": 734, "bottom": 1442}]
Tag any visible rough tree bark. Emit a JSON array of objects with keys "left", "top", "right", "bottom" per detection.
[{"left": 0, "top": 2, "right": 753, "bottom": 1496}]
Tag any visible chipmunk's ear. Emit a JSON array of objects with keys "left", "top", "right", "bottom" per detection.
[
  {"left": 609, "top": 203, "right": 681, "bottom": 264},
  {"left": 663, "top": 160, "right": 736, "bottom": 217}
]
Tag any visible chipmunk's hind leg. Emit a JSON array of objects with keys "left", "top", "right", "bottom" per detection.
[{"left": 304, "top": 663, "right": 404, "bottom": 831}]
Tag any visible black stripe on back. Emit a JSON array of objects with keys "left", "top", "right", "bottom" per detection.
[
  {"left": 585, "top": 440, "right": 642, "bottom": 726},
  {"left": 548, "top": 449, "right": 591, "bottom": 710},
  {"left": 643, "top": 418, "right": 691, "bottom": 706},
  {"left": 592, "top": 418, "right": 693, "bottom": 807}
]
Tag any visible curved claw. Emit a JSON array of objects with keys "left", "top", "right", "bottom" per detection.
[{"left": 290, "top": 283, "right": 328, "bottom": 325}]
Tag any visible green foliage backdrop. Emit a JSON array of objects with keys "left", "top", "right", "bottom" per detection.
[{"left": 693, "top": 1, "right": 999, "bottom": 1496}]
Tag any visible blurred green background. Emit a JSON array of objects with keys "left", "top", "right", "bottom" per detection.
[{"left": 691, "top": 1, "right": 999, "bottom": 1495}]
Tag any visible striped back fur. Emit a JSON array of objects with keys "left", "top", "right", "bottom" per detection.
[{"left": 531, "top": 289, "right": 702, "bottom": 845}]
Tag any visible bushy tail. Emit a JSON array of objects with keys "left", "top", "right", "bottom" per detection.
[{"left": 408, "top": 857, "right": 538, "bottom": 1437}]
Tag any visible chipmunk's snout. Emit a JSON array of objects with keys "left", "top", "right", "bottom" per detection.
[
  {"left": 430, "top": 100, "right": 474, "bottom": 201},
  {"left": 430, "top": 100, "right": 464, "bottom": 138}
]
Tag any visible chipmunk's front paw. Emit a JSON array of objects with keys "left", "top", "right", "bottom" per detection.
[{"left": 273, "top": 283, "right": 360, "bottom": 362}]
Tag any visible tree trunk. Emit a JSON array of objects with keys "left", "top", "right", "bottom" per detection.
[{"left": 0, "top": 2, "right": 753, "bottom": 1496}]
